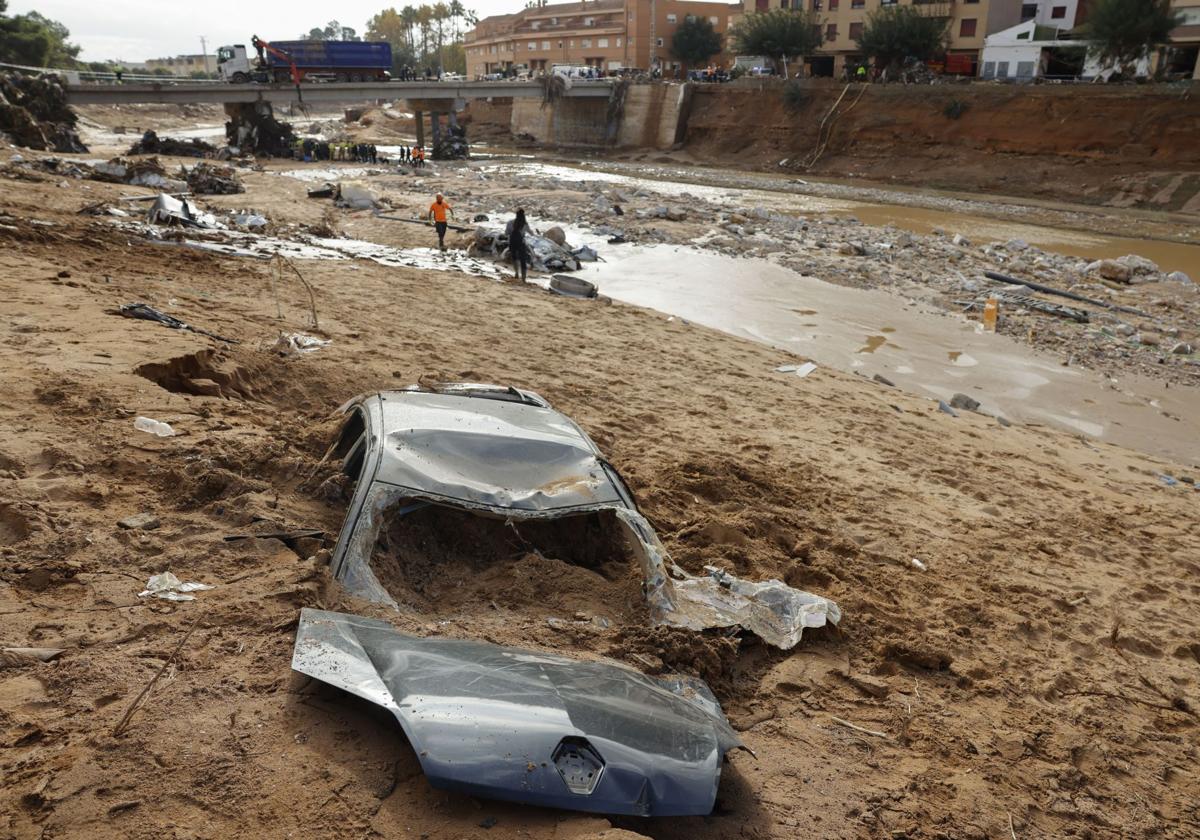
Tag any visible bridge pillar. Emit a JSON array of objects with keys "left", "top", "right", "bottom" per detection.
[
  {"left": 414, "top": 110, "right": 425, "bottom": 148},
  {"left": 431, "top": 112, "right": 442, "bottom": 148}
]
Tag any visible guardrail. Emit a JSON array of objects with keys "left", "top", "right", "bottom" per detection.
[{"left": 0, "top": 60, "right": 224, "bottom": 85}]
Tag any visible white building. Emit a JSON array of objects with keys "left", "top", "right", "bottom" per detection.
[{"left": 979, "top": 20, "right": 1087, "bottom": 80}]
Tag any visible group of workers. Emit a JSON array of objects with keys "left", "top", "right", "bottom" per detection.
[
  {"left": 397, "top": 145, "right": 427, "bottom": 167},
  {"left": 427, "top": 193, "right": 530, "bottom": 281},
  {"left": 289, "top": 139, "right": 379, "bottom": 163}
]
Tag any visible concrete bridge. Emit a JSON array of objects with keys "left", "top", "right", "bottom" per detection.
[{"left": 64, "top": 80, "right": 612, "bottom": 106}]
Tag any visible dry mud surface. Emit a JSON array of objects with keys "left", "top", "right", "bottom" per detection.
[{"left": 1, "top": 144, "right": 1199, "bottom": 840}]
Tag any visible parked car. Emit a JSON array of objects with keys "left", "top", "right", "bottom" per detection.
[{"left": 439, "top": 72, "right": 465, "bottom": 82}]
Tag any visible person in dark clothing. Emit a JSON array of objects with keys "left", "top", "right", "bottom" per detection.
[{"left": 507, "top": 208, "right": 530, "bottom": 281}]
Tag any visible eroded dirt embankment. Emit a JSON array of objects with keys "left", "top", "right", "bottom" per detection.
[{"left": 683, "top": 81, "right": 1200, "bottom": 212}]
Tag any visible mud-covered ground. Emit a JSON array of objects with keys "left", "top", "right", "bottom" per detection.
[{"left": 1, "top": 130, "right": 1199, "bottom": 840}]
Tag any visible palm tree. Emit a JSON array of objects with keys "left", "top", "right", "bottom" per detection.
[
  {"left": 448, "top": 0, "right": 466, "bottom": 42},
  {"left": 416, "top": 5, "right": 433, "bottom": 63}
]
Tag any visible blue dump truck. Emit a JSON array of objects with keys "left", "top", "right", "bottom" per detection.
[{"left": 216, "top": 37, "right": 392, "bottom": 83}]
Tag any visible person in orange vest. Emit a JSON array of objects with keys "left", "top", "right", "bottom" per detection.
[{"left": 427, "top": 193, "right": 453, "bottom": 250}]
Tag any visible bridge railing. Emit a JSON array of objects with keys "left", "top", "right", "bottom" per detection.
[{"left": 0, "top": 60, "right": 224, "bottom": 85}]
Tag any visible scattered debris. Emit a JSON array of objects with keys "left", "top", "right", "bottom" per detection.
[
  {"left": 118, "top": 513, "right": 161, "bottom": 530},
  {"left": 272, "top": 332, "right": 330, "bottom": 356},
  {"left": 872, "top": 373, "right": 895, "bottom": 387},
  {"left": 307, "top": 183, "right": 335, "bottom": 199},
  {"left": 431, "top": 126, "right": 469, "bottom": 160},
  {"left": 938, "top": 400, "right": 959, "bottom": 417},
  {"left": 115, "top": 302, "right": 237, "bottom": 344},
  {"left": 128, "top": 130, "right": 216, "bottom": 158},
  {"left": 910, "top": 557, "right": 928, "bottom": 571},
  {"left": 549, "top": 274, "right": 598, "bottom": 298},
  {"left": 335, "top": 181, "right": 379, "bottom": 210},
  {"left": 147, "top": 194, "right": 218, "bottom": 228},
  {"left": 138, "top": 572, "right": 214, "bottom": 602},
  {"left": 292, "top": 607, "right": 744, "bottom": 816},
  {"left": 185, "top": 162, "right": 244, "bottom": 195},
  {"left": 471, "top": 227, "right": 582, "bottom": 273},
  {"left": 133, "top": 417, "right": 176, "bottom": 438}
]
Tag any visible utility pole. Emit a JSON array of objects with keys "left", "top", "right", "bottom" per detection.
[{"left": 199, "top": 35, "right": 210, "bottom": 75}]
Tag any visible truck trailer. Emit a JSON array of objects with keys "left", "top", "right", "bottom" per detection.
[{"left": 217, "top": 37, "right": 392, "bottom": 84}]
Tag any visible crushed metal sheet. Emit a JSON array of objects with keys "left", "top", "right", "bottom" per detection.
[
  {"left": 292, "top": 607, "right": 743, "bottom": 816},
  {"left": 328, "top": 386, "right": 841, "bottom": 648}
]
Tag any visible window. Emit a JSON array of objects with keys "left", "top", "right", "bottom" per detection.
[
  {"left": 541, "top": 40, "right": 550, "bottom": 50},
  {"left": 711, "top": 16, "right": 719, "bottom": 25},
  {"left": 981, "top": 60, "right": 995, "bottom": 78},
  {"left": 996, "top": 60, "right": 1010, "bottom": 77},
  {"left": 584, "top": 16, "right": 595, "bottom": 25},
  {"left": 959, "top": 18, "right": 976, "bottom": 37},
  {"left": 656, "top": 37, "right": 664, "bottom": 46},
  {"left": 1016, "top": 61, "right": 1035, "bottom": 78},
  {"left": 1051, "top": 5, "right": 1066, "bottom": 17},
  {"left": 1016, "top": 30, "right": 1030, "bottom": 39},
  {"left": 667, "top": 13, "right": 677, "bottom": 23},
  {"left": 826, "top": 23, "right": 837, "bottom": 40},
  {"left": 528, "top": 41, "right": 536, "bottom": 50},
  {"left": 851, "top": 0, "right": 864, "bottom": 8},
  {"left": 558, "top": 40, "right": 563, "bottom": 47},
  {"left": 569, "top": 39, "right": 575, "bottom": 46},
  {"left": 616, "top": 38, "right": 622, "bottom": 46},
  {"left": 881, "top": 0, "right": 897, "bottom": 4},
  {"left": 963, "top": 0, "right": 979, "bottom": 3},
  {"left": 849, "top": 21, "right": 863, "bottom": 38},
  {"left": 582, "top": 38, "right": 592, "bottom": 48},
  {"left": 1020, "top": 3, "right": 1037, "bottom": 20},
  {"left": 549, "top": 16, "right": 558, "bottom": 24},
  {"left": 597, "top": 37, "right": 609, "bottom": 47},
  {"left": 812, "top": 0, "right": 822, "bottom": 9},
  {"left": 531, "top": 20, "right": 540, "bottom": 30},
  {"left": 829, "top": 0, "right": 838, "bottom": 8}
]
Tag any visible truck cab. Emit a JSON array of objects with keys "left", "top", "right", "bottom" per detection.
[{"left": 216, "top": 45, "right": 257, "bottom": 83}]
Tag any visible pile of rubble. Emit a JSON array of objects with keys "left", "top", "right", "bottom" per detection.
[
  {"left": 225, "top": 102, "right": 296, "bottom": 156},
  {"left": 432, "top": 126, "right": 470, "bottom": 160},
  {"left": 127, "top": 129, "right": 217, "bottom": 158},
  {"left": 0, "top": 72, "right": 87, "bottom": 153},
  {"left": 185, "top": 162, "right": 244, "bottom": 195}
]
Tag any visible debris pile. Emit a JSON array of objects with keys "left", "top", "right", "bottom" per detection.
[
  {"left": 0, "top": 72, "right": 87, "bottom": 153},
  {"left": 432, "top": 126, "right": 470, "bottom": 160},
  {"left": 127, "top": 129, "right": 217, "bottom": 158},
  {"left": 471, "top": 225, "right": 582, "bottom": 272},
  {"left": 224, "top": 102, "right": 296, "bottom": 156},
  {"left": 185, "top": 162, "right": 244, "bottom": 195},
  {"left": 90, "top": 157, "right": 187, "bottom": 192}
]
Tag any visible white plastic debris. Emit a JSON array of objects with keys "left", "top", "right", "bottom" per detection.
[
  {"left": 335, "top": 181, "right": 378, "bottom": 209},
  {"left": 272, "top": 332, "right": 331, "bottom": 356},
  {"left": 138, "top": 571, "right": 214, "bottom": 602},
  {"left": 134, "top": 416, "right": 176, "bottom": 437},
  {"left": 794, "top": 361, "right": 817, "bottom": 378},
  {"left": 910, "top": 557, "right": 927, "bottom": 571}
]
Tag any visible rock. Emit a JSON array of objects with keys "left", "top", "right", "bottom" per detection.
[
  {"left": 543, "top": 226, "right": 566, "bottom": 246},
  {"left": 664, "top": 208, "right": 687, "bottom": 222},
  {"left": 996, "top": 416, "right": 1012, "bottom": 427},
  {"left": 1090, "top": 259, "right": 1131, "bottom": 283},
  {"left": 838, "top": 241, "right": 865, "bottom": 256},
  {"left": 1115, "top": 323, "right": 1136, "bottom": 337},
  {"left": 952, "top": 234, "right": 970, "bottom": 247},
  {"left": 1138, "top": 332, "right": 1161, "bottom": 347},
  {"left": 1116, "top": 254, "right": 1159, "bottom": 276},
  {"left": 1166, "top": 271, "right": 1192, "bottom": 285},
  {"left": 118, "top": 513, "right": 160, "bottom": 531},
  {"left": 949, "top": 393, "right": 980, "bottom": 412},
  {"left": 1171, "top": 342, "right": 1194, "bottom": 355},
  {"left": 872, "top": 373, "right": 895, "bottom": 387},
  {"left": 843, "top": 672, "right": 890, "bottom": 699},
  {"left": 1005, "top": 238, "right": 1029, "bottom": 251}
]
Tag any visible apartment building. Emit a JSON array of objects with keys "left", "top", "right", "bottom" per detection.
[
  {"left": 738, "top": 0, "right": 1079, "bottom": 76},
  {"left": 1169, "top": 0, "right": 1200, "bottom": 78},
  {"left": 465, "top": 0, "right": 743, "bottom": 78}
]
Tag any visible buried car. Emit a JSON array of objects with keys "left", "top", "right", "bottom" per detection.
[
  {"left": 296, "top": 383, "right": 841, "bottom": 816},
  {"left": 293, "top": 607, "right": 744, "bottom": 816},
  {"left": 323, "top": 383, "right": 841, "bottom": 647}
]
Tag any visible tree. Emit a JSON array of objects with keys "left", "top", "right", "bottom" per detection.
[
  {"left": 302, "top": 20, "right": 361, "bottom": 41},
  {"left": 729, "top": 10, "right": 823, "bottom": 79},
  {"left": 855, "top": 5, "right": 949, "bottom": 73},
  {"left": 1081, "top": 0, "right": 1182, "bottom": 77},
  {"left": 671, "top": 16, "right": 723, "bottom": 74},
  {"left": 0, "top": 6, "right": 80, "bottom": 68}
]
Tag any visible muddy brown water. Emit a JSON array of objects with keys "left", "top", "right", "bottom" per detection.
[{"left": 554, "top": 239, "right": 1200, "bottom": 465}]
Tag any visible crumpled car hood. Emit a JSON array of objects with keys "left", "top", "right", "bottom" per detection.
[{"left": 292, "top": 608, "right": 744, "bottom": 817}]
